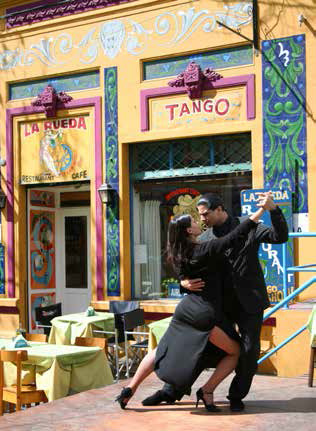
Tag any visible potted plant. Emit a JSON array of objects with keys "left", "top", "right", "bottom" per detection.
[{"left": 161, "top": 277, "right": 182, "bottom": 298}]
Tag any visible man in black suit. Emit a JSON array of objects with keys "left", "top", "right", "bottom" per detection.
[{"left": 142, "top": 192, "right": 288, "bottom": 411}]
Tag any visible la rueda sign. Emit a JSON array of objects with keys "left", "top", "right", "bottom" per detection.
[
  {"left": 20, "top": 115, "right": 91, "bottom": 184},
  {"left": 150, "top": 90, "right": 243, "bottom": 130}
]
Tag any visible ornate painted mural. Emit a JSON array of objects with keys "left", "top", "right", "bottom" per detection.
[
  {"left": 104, "top": 67, "right": 120, "bottom": 297},
  {"left": 262, "top": 35, "right": 307, "bottom": 215},
  {"left": 0, "top": 3, "right": 253, "bottom": 71},
  {"left": 29, "top": 210, "right": 56, "bottom": 290}
]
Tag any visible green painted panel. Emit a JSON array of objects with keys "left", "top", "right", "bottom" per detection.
[
  {"left": 143, "top": 45, "right": 253, "bottom": 80},
  {"left": 9, "top": 70, "right": 100, "bottom": 100}
]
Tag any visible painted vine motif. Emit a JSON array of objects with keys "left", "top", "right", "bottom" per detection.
[
  {"left": 105, "top": 67, "right": 120, "bottom": 296},
  {"left": 262, "top": 35, "right": 307, "bottom": 213},
  {"left": 0, "top": 4, "right": 253, "bottom": 71}
]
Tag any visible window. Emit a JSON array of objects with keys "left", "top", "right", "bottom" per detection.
[{"left": 130, "top": 133, "right": 252, "bottom": 300}]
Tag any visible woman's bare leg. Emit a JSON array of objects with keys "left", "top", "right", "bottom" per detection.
[
  {"left": 120, "top": 348, "right": 156, "bottom": 405},
  {"left": 200, "top": 326, "right": 240, "bottom": 404}
]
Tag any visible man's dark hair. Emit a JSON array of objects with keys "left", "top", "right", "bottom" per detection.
[{"left": 197, "top": 193, "right": 226, "bottom": 211}]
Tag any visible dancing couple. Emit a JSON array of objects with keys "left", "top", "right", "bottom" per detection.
[{"left": 116, "top": 191, "right": 288, "bottom": 412}]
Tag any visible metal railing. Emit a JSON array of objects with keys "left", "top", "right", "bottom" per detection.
[{"left": 258, "top": 232, "right": 316, "bottom": 364}]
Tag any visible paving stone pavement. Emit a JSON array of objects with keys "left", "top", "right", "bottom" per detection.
[{"left": 0, "top": 372, "right": 315, "bottom": 431}]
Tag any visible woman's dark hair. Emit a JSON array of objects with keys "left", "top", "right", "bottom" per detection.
[{"left": 167, "top": 214, "right": 195, "bottom": 269}]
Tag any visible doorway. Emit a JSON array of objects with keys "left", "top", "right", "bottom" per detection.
[
  {"left": 57, "top": 207, "right": 90, "bottom": 314},
  {"left": 27, "top": 186, "right": 91, "bottom": 331}
]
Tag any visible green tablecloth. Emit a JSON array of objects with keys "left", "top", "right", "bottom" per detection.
[
  {"left": 148, "top": 316, "right": 172, "bottom": 350},
  {"left": 0, "top": 340, "right": 113, "bottom": 401},
  {"left": 48, "top": 311, "right": 115, "bottom": 345},
  {"left": 307, "top": 305, "right": 316, "bottom": 347}
]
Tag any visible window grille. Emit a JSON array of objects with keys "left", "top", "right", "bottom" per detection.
[{"left": 130, "top": 133, "right": 251, "bottom": 180}]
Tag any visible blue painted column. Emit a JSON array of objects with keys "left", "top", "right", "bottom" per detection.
[
  {"left": 104, "top": 67, "right": 120, "bottom": 297},
  {"left": 262, "top": 35, "right": 307, "bottom": 214}
]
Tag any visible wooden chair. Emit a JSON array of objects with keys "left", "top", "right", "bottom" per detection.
[
  {"left": 308, "top": 346, "right": 316, "bottom": 387},
  {"left": 25, "top": 333, "right": 48, "bottom": 343},
  {"left": 0, "top": 350, "right": 48, "bottom": 415},
  {"left": 74, "top": 336, "right": 108, "bottom": 355}
]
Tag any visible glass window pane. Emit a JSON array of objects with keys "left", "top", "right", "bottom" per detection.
[{"left": 65, "top": 216, "right": 87, "bottom": 289}]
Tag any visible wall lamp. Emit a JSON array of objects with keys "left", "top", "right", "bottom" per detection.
[{"left": 97, "top": 182, "right": 116, "bottom": 204}]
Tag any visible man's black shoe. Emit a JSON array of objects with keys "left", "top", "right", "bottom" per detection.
[
  {"left": 142, "top": 390, "right": 176, "bottom": 406},
  {"left": 229, "top": 398, "right": 245, "bottom": 412}
]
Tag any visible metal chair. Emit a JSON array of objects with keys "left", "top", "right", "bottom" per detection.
[
  {"left": 93, "top": 301, "right": 144, "bottom": 379},
  {"left": 0, "top": 350, "right": 48, "bottom": 414},
  {"left": 122, "top": 308, "right": 148, "bottom": 378},
  {"left": 35, "top": 303, "right": 62, "bottom": 336}
]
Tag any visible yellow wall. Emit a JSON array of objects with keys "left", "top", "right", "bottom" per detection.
[{"left": 258, "top": 309, "right": 312, "bottom": 378}]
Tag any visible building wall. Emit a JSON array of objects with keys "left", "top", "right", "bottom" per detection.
[{"left": 0, "top": 0, "right": 315, "bottom": 326}]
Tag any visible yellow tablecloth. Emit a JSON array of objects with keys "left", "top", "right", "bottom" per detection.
[
  {"left": 0, "top": 340, "right": 113, "bottom": 401},
  {"left": 147, "top": 316, "right": 172, "bottom": 350},
  {"left": 48, "top": 311, "right": 114, "bottom": 345},
  {"left": 307, "top": 305, "right": 316, "bottom": 347}
]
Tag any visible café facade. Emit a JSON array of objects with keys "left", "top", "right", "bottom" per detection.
[{"left": 0, "top": 0, "right": 315, "bottom": 374}]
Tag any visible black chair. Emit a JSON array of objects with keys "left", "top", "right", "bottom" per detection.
[
  {"left": 34, "top": 303, "right": 62, "bottom": 336},
  {"left": 93, "top": 301, "right": 147, "bottom": 379},
  {"left": 122, "top": 308, "right": 148, "bottom": 378}
]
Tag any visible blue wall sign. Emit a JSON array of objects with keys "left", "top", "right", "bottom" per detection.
[{"left": 241, "top": 189, "right": 294, "bottom": 304}]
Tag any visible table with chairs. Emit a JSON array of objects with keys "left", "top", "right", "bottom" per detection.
[
  {"left": 34, "top": 301, "right": 150, "bottom": 382},
  {"left": 0, "top": 336, "right": 113, "bottom": 410}
]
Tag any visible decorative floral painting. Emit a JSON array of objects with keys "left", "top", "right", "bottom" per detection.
[{"left": 30, "top": 210, "right": 56, "bottom": 290}]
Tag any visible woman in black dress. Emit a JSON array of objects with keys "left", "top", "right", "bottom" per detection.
[{"left": 116, "top": 205, "right": 265, "bottom": 411}]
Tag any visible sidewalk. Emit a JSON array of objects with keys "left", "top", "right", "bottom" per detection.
[{"left": 0, "top": 371, "right": 315, "bottom": 431}]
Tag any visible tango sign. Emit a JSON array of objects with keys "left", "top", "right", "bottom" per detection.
[
  {"left": 150, "top": 91, "right": 242, "bottom": 130},
  {"left": 165, "top": 98, "right": 230, "bottom": 121},
  {"left": 19, "top": 115, "right": 91, "bottom": 184}
]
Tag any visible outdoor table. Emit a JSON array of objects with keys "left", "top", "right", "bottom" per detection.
[
  {"left": 148, "top": 316, "right": 172, "bottom": 350},
  {"left": 307, "top": 305, "right": 316, "bottom": 347},
  {"left": 48, "top": 311, "right": 115, "bottom": 345},
  {"left": 0, "top": 339, "right": 113, "bottom": 401}
]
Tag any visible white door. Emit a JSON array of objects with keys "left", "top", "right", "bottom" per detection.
[{"left": 56, "top": 207, "right": 91, "bottom": 314}]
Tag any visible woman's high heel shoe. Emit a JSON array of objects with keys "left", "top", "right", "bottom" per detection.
[
  {"left": 195, "top": 388, "right": 221, "bottom": 412},
  {"left": 115, "top": 387, "right": 133, "bottom": 409}
]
